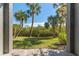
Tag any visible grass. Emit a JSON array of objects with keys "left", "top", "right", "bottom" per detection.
[{"left": 13, "top": 37, "right": 64, "bottom": 49}]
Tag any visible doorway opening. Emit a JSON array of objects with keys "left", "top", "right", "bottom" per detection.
[{"left": 11, "top": 3, "right": 74, "bottom": 56}]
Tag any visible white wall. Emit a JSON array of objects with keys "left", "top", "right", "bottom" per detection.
[{"left": 0, "top": 5, "right": 3, "bottom": 55}]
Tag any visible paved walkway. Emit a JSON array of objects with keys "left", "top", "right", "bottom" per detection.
[{"left": 4, "top": 49, "right": 75, "bottom": 56}]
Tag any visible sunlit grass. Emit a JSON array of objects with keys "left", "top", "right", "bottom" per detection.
[{"left": 13, "top": 37, "right": 61, "bottom": 49}]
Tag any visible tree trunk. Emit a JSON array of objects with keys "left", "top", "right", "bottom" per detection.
[
  {"left": 29, "top": 14, "right": 34, "bottom": 37},
  {"left": 13, "top": 20, "right": 23, "bottom": 38},
  {"left": 59, "top": 23, "right": 62, "bottom": 32},
  {"left": 52, "top": 25, "right": 56, "bottom": 37},
  {"left": 20, "top": 20, "right": 23, "bottom": 28},
  {"left": 14, "top": 27, "right": 16, "bottom": 37}
]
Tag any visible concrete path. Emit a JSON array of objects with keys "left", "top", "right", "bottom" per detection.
[{"left": 4, "top": 48, "right": 75, "bottom": 56}]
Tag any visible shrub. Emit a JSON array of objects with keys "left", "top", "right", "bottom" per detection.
[
  {"left": 13, "top": 25, "right": 66, "bottom": 37},
  {"left": 58, "top": 32, "right": 67, "bottom": 45},
  {"left": 13, "top": 24, "right": 20, "bottom": 35},
  {"left": 18, "top": 27, "right": 54, "bottom": 37}
]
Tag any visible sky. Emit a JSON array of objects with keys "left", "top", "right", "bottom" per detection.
[{"left": 13, "top": 3, "right": 57, "bottom": 27}]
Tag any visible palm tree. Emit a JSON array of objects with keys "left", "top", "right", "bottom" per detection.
[
  {"left": 53, "top": 3, "right": 67, "bottom": 32},
  {"left": 48, "top": 15, "right": 58, "bottom": 37},
  {"left": 52, "top": 3, "right": 59, "bottom": 8},
  {"left": 15, "top": 10, "right": 27, "bottom": 27},
  {"left": 44, "top": 22, "right": 49, "bottom": 29},
  {"left": 57, "top": 17, "right": 64, "bottom": 32},
  {"left": 57, "top": 4, "right": 67, "bottom": 32},
  {"left": 14, "top": 10, "right": 28, "bottom": 38},
  {"left": 56, "top": 4, "right": 67, "bottom": 17},
  {"left": 26, "top": 3, "right": 41, "bottom": 37}
]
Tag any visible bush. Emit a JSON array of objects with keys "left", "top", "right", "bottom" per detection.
[
  {"left": 17, "top": 27, "right": 54, "bottom": 37},
  {"left": 23, "top": 39, "right": 32, "bottom": 47},
  {"left": 18, "top": 28, "right": 30, "bottom": 36},
  {"left": 13, "top": 24, "right": 66, "bottom": 37},
  {"left": 13, "top": 24, "right": 20, "bottom": 35},
  {"left": 58, "top": 32, "right": 67, "bottom": 45}
]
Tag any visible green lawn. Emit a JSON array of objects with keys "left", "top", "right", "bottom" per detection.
[{"left": 13, "top": 37, "right": 64, "bottom": 49}]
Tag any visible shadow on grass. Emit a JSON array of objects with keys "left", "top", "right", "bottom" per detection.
[
  {"left": 13, "top": 40, "right": 24, "bottom": 49},
  {"left": 13, "top": 38, "right": 42, "bottom": 49}
]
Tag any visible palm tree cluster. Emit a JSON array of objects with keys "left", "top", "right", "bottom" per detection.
[
  {"left": 14, "top": 3, "right": 41, "bottom": 38},
  {"left": 44, "top": 15, "right": 59, "bottom": 37},
  {"left": 55, "top": 3, "right": 67, "bottom": 32},
  {"left": 44, "top": 3, "right": 67, "bottom": 37},
  {"left": 14, "top": 3, "right": 67, "bottom": 38}
]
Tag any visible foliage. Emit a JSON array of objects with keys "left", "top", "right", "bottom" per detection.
[
  {"left": 14, "top": 10, "right": 28, "bottom": 38},
  {"left": 44, "top": 22, "right": 49, "bottom": 29},
  {"left": 48, "top": 15, "right": 58, "bottom": 27},
  {"left": 18, "top": 26, "right": 54, "bottom": 37},
  {"left": 14, "top": 10, "right": 28, "bottom": 27},
  {"left": 26, "top": 3, "right": 41, "bottom": 16},
  {"left": 13, "top": 24, "right": 20, "bottom": 35},
  {"left": 13, "top": 3, "right": 67, "bottom": 49},
  {"left": 53, "top": 3, "right": 67, "bottom": 17},
  {"left": 52, "top": 3, "right": 67, "bottom": 32},
  {"left": 47, "top": 15, "right": 59, "bottom": 37},
  {"left": 58, "top": 32, "right": 67, "bottom": 45},
  {"left": 13, "top": 37, "right": 61, "bottom": 49},
  {"left": 18, "top": 27, "right": 30, "bottom": 36},
  {"left": 13, "top": 24, "right": 66, "bottom": 37},
  {"left": 26, "top": 3, "right": 41, "bottom": 37}
]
